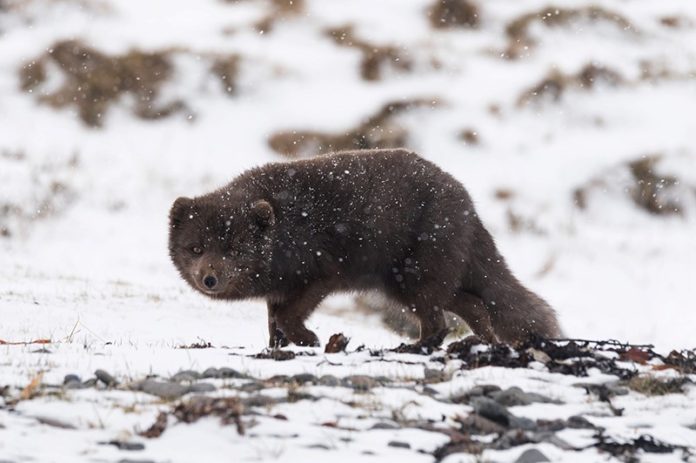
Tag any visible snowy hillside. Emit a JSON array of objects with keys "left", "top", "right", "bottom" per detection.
[{"left": 1, "top": 0, "right": 696, "bottom": 461}]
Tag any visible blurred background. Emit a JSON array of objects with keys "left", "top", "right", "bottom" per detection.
[{"left": 1, "top": 0, "right": 695, "bottom": 350}]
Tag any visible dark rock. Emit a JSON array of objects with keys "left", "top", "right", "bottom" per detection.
[
  {"left": 307, "top": 444, "right": 332, "bottom": 450},
  {"left": 100, "top": 440, "right": 145, "bottom": 451},
  {"left": 491, "top": 386, "right": 554, "bottom": 407},
  {"left": 63, "top": 374, "right": 81, "bottom": 385},
  {"left": 318, "top": 375, "right": 340, "bottom": 387},
  {"left": 201, "top": 367, "right": 220, "bottom": 379},
  {"left": 240, "top": 381, "right": 265, "bottom": 393},
  {"left": 95, "top": 369, "right": 117, "bottom": 386},
  {"left": 343, "top": 375, "right": 379, "bottom": 391},
  {"left": 424, "top": 368, "right": 448, "bottom": 383},
  {"left": 82, "top": 378, "right": 98, "bottom": 387},
  {"left": 567, "top": 415, "right": 597, "bottom": 429},
  {"left": 370, "top": 422, "right": 400, "bottom": 430},
  {"left": 508, "top": 416, "right": 538, "bottom": 431},
  {"left": 31, "top": 348, "right": 52, "bottom": 354},
  {"left": 388, "top": 441, "right": 411, "bottom": 449},
  {"left": 242, "top": 395, "right": 278, "bottom": 407},
  {"left": 35, "top": 416, "right": 77, "bottom": 429},
  {"left": 254, "top": 349, "right": 296, "bottom": 361},
  {"left": 170, "top": 370, "right": 200, "bottom": 382},
  {"left": 137, "top": 380, "right": 189, "bottom": 400},
  {"left": 267, "top": 375, "right": 291, "bottom": 384},
  {"left": 458, "top": 414, "right": 506, "bottom": 435},
  {"left": 218, "top": 367, "right": 245, "bottom": 379},
  {"left": 291, "top": 373, "right": 317, "bottom": 384},
  {"left": 515, "top": 448, "right": 550, "bottom": 463},
  {"left": 471, "top": 397, "right": 511, "bottom": 426}
]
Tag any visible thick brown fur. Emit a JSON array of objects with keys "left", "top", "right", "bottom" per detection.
[{"left": 168, "top": 149, "right": 562, "bottom": 347}]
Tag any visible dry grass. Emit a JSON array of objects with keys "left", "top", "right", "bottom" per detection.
[{"left": 627, "top": 375, "right": 688, "bottom": 396}]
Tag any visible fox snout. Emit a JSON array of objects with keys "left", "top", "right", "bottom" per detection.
[{"left": 193, "top": 260, "right": 224, "bottom": 294}]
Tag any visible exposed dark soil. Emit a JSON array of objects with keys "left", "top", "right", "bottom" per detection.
[
  {"left": 325, "top": 25, "right": 412, "bottom": 81},
  {"left": 427, "top": 0, "right": 479, "bottom": 30},
  {"left": 504, "top": 6, "right": 635, "bottom": 59},
  {"left": 20, "top": 40, "right": 183, "bottom": 127},
  {"left": 268, "top": 98, "right": 437, "bottom": 157}
]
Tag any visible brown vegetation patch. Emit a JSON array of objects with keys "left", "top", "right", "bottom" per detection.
[
  {"left": 458, "top": 128, "right": 479, "bottom": 145},
  {"left": 659, "top": 15, "right": 692, "bottom": 29},
  {"left": 268, "top": 98, "right": 437, "bottom": 158},
  {"left": 210, "top": 54, "right": 241, "bottom": 96},
  {"left": 19, "top": 40, "right": 184, "bottom": 127},
  {"left": 573, "top": 154, "right": 693, "bottom": 216},
  {"left": 627, "top": 375, "right": 689, "bottom": 396},
  {"left": 255, "top": 0, "right": 305, "bottom": 34},
  {"left": 325, "top": 25, "right": 412, "bottom": 81},
  {"left": 427, "top": 0, "right": 479, "bottom": 29},
  {"left": 504, "top": 6, "right": 635, "bottom": 59},
  {"left": 517, "top": 63, "right": 623, "bottom": 106},
  {"left": 627, "top": 156, "right": 682, "bottom": 216}
]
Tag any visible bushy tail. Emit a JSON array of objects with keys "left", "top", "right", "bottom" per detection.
[{"left": 468, "top": 226, "right": 562, "bottom": 344}]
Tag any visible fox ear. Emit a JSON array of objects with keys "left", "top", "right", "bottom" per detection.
[
  {"left": 170, "top": 197, "right": 193, "bottom": 227},
  {"left": 251, "top": 199, "right": 275, "bottom": 227}
]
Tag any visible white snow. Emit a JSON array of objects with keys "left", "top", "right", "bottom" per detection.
[{"left": 2, "top": 0, "right": 696, "bottom": 461}]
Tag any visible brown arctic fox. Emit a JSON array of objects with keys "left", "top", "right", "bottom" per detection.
[{"left": 168, "top": 149, "right": 562, "bottom": 347}]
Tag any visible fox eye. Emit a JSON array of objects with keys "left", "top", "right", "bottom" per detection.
[{"left": 191, "top": 246, "right": 203, "bottom": 255}]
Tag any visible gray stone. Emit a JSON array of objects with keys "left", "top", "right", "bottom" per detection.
[
  {"left": 292, "top": 373, "right": 317, "bottom": 384},
  {"left": 515, "top": 448, "right": 550, "bottom": 463},
  {"left": 201, "top": 367, "right": 220, "bottom": 379},
  {"left": 343, "top": 375, "right": 378, "bottom": 391},
  {"left": 318, "top": 375, "right": 340, "bottom": 387},
  {"left": 387, "top": 441, "right": 411, "bottom": 449},
  {"left": 82, "top": 378, "right": 98, "bottom": 387},
  {"left": 101, "top": 441, "right": 145, "bottom": 451},
  {"left": 508, "top": 416, "right": 537, "bottom": 431},
  {"left": 218, "top": 367, "right": 245, "bottom": 379},
  {"left": 243, "top": 395, "right": 277, "bottom": 407},
  {"left": 491, "top": 387, "right": 553, "bottom": 407},
  {"left": 63, "top": 374, "right": 81, "bottom": 385},
  {"left": 170, "top": 370, "right": 200, "bottom": 382},
  {"left": 471, "top": 397, "right": 510, "bottom": 425},
  {"left": 424, "top": 368, "right": 448, "bottom": 383},
  {"left": 240, "top": 381, "right": 265, "bottom": 393},
  {"left": 370, "top": 422, "right": 400, "bottom": 430},
  {"left": 95, "top": 369, "right": 117, "bottom": 386},
  {"left": 137, "top": 380, "right": 189, "bottom": 400},
  {"left": 567, "top": 415, "right": 596, "bottom": 429},
  {"left": 189, "top": 382, "right": 216, "bottom": 393}
]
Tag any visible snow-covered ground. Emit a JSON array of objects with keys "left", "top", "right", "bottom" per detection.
[{"left": 1, "top": 0, "right": 696, "bottom": 461}]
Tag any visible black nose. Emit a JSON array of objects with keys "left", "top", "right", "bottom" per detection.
[{"left": 203, "top": 275, "right": 217, "bottom": 289}]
